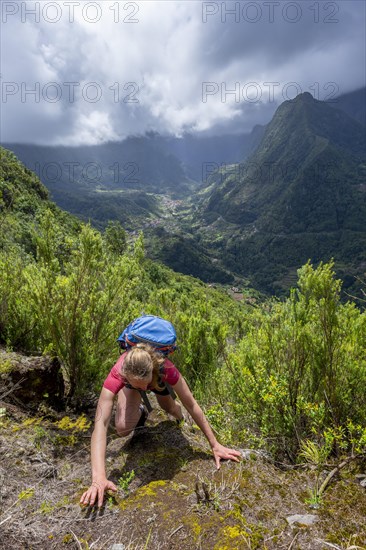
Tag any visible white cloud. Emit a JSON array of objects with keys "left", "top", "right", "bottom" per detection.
[
  {"left": 1, "top": 0, "right": 365, "bottom": 144},
  {"left": 67, "top": 110, "right": 119, "bottom": 145}
]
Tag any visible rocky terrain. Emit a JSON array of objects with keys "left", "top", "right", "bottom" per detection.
[{"left": 1, "top": 349, "right": 366, "bottom": 550}]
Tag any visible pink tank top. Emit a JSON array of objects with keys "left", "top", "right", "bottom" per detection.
[{"left": 103, "top": 353, "right": 180, "bottom": 394}]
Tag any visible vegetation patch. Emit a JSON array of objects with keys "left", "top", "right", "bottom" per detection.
[{"left": 1, "top": 148, "right": 365, "bottom": 548}]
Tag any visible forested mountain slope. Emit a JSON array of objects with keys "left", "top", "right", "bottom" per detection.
[{"left": 198, "top": 93, "right": 366, "bottom": 292}]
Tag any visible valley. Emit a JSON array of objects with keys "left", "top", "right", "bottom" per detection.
[{"left": 2, "top": 88, "right": 366, "bottom": 298}]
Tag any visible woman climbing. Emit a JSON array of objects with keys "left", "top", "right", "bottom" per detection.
[{"left": 80, "top": 319, "right": 241, "bottom": 508}]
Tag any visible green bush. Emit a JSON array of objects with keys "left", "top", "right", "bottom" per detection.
[
  {"left": 23, "top": 211, "right": 142, "bottom": 397},
  {"left": 225, "top": 261, "right": 366, "bottom": 459},
  {"left": 0, "top": 247, "right": 39, "bottom": 349}
]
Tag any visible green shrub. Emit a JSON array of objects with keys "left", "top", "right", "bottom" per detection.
[{"left": 225, "top": 261, "right": 366, "bottom": 459}]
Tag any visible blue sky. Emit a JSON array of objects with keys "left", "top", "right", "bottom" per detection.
[{"left": 1, "top": 0, "right": 365, "bottom": 144}]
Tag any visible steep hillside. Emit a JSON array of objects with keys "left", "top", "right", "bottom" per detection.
[
  {"left": 0, "top": 147, "right": 81, "bottom": 252},
  {"left": 145, "top": 226, "right": 233, "bottom": 284},
  {"left": 48, "top": 188, "right": 163, "bottom": 232},
  {"left": 199, "top": 93, "right": 366, "bottom": 293},
  {"left": 1, "top": 390, "right": 366, "bottom": 550}
]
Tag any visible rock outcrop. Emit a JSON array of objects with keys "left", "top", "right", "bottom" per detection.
[{"left": 0, "top": 347, "right": 64, "bottom": 410}]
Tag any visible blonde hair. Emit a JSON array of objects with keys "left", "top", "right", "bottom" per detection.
[{"left": 122, "top": 343, "right": 165, "bottom": 390}]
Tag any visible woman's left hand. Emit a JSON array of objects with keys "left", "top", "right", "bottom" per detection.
[{"left": 211, "top": 443, "right": 242, "bottom": 469}]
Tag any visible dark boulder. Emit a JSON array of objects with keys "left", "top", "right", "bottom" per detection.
[{"left": 0, "top": 348, "right": 64, "bottom": 410}]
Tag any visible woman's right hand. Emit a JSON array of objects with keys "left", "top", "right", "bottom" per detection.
[{"left": 80, "top": 478, "right": 117, "bottom": 508}]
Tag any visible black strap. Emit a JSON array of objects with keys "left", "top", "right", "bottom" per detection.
[
  {"left": 139, "top": 390, "right": 153, "bottom": 412},
  {"left": 165, "top": 383, "right": 177, "bottom": 400}
]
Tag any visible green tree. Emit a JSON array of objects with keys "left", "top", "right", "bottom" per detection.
[
  {"left": 25, "top": 213, "right": 141, "bottom": 398},
  {"left": 104, "top": 221, "right": 126, "bottom": 256}
]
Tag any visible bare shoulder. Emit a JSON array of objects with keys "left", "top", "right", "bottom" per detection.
[{"left": 99, "top": 387, "right": 116, "bottom": 403}]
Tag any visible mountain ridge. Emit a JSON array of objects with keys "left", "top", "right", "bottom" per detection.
[
  {"left": 197, "top": 92, "right": 366, "bottom": 292},
  {"left": 204, "top": 92, "right": 366, "bottom": 227}
]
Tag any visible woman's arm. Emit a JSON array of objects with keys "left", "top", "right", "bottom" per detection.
[
  {"left": 80, "top": 388, "right": 117, "bottom": 507},
  {"left": 173, "top": 376, "right": 241, "bottom": 468}
]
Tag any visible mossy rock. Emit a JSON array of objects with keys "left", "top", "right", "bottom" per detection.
[{"left": 0, "top": 347, "right": 64, "bottom": 410}]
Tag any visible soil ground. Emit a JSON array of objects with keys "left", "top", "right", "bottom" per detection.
[{"left": 0, "top": 395, "right": 366, "bottom": 550}]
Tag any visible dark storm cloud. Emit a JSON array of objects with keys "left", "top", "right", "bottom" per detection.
[
  {"left": 0, "top": 0, "right": 365, "bottom": 144},
  {"left": 197, "top": 1, "right": 357, "bottom": 68}
]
